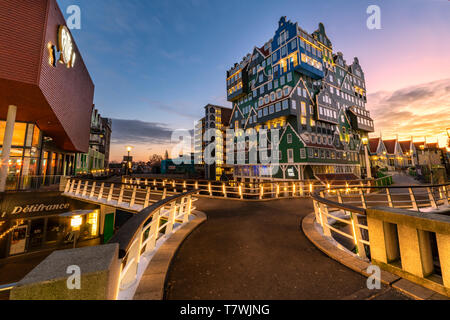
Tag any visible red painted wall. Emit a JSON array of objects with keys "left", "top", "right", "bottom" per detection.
[{"left": 0, "top": 0, "right": 95, "bottom": 153}]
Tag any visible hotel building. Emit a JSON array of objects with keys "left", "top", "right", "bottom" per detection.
[{"left": 225, "top": 17, "right": 375, "bottom": 181}]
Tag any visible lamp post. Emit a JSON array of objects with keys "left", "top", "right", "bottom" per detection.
[
  {"left": 361, "top": 137, "right": 372, "bottom": 179},
  {"left": 125, "top": 146, "right": 132, "bottom": 176}
]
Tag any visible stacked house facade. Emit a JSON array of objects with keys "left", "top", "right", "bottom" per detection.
[{"left": 225, "top": 17, "right": 374, "bottom": 181}]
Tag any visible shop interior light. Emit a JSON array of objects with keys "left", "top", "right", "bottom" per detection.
[{"left": 71, "top": 215, "right": 83, "bottom": 228}]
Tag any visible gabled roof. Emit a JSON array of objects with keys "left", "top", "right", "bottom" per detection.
[
  {"left": 383, "top": 139, "right": 397, "bottom": 154},
  {"left": 413, "top": 141, "right": 425, "bottom": 150},
  {"left": 399, "top": 141, "right": 412, "bottom": 153},
  {"left": 369, "top": 138, "right": 380, "bottom": 154},
  {"left": 426, "top": 142, "right": 439, "bottom": 149}
]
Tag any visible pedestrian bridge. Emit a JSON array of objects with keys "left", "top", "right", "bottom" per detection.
[{"left": 6, "top": 178, "right": 450, "bottom": 300}]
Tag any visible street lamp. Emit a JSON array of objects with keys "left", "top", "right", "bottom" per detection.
[
  {"left": 361, "top": 137, "right": 372, "bottom": 179},
  {"left": 125, "top": 146, "right": 133, "bottom": 176}
]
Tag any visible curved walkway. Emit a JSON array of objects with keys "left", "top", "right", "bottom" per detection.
[{"left": 165, "top": 198, "right": 408, "bottom": 300}]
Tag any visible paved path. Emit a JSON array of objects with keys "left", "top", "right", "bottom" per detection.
[{"left": 165, "top": 198, "right": 408, "bottom": 300}]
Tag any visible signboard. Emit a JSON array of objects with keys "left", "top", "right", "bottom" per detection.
[
  {"left": 0, "top": 192, "right": 97, "bottom": 220},
  {"left": 48, "top": 25, "right": 76, "bottom": 68}
]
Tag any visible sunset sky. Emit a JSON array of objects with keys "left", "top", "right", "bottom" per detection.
[{"left": 57, "top": 0, "right": 450, "bottom": 161}]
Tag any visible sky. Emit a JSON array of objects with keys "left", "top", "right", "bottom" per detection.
[{"left": 57, "top": 0, "right": 450, "bottom": 161}]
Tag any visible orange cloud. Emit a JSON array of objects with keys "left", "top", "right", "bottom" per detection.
[{"left": 367, "top": 78, "right": 450, "bottom": 147}]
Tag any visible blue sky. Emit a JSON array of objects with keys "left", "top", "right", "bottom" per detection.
[{"left": 57, "top": 0, "right": 450, "bottom": 161}]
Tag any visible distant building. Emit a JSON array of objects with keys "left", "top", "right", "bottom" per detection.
[
  {"left": 74, "top": 108, "right": 112, "bottom": 176},
  {"left": 369, "top": 138, "right": 417, "bottom": 171},
  {"left": 198, "top": 104, "right": 233, "bottom": 180}
]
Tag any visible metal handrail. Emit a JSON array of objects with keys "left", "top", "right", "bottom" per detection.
[
  {"left": 310, "top": 182, "right": 450, "bottom": 259},
  {"left": 0, "top": 282, "right": 17, "bottom": 292},
  {"left": 108, "top": 190, "right": 198, "bottom": 258},
  {"left": 311, "top": 193, "right": 366, "bottom": 215}
]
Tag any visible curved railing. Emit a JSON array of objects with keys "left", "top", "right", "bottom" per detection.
[
  {"left": 121, "top": 176, "right": 392, "bottom": 200},
  {"left": 107, "top": 190, "right": 197, "bottom": 299},
  {"left": 62, "top": 178, "right": 180, "bottom": 211},
  {"left": 311, "top": 183, "right": 449, "bottom": 259}
]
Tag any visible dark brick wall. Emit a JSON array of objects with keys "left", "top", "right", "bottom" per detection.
[{"left": 0, "top": 0, "right": 47, "bottom": 84}]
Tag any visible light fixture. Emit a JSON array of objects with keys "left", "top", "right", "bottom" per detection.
[
  {"left": 71, "top": 215, "right": 82, "bottom": 228},
  {"left": 361, "top": 137, "right": 368, "bottom": 145}
]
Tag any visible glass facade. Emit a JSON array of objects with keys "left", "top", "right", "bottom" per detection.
[
  {"left": 6, "top": 210, "right": 100, "bottom": 257},
  {"left": 0, "top": 121, "right": 42, "bottom": 190},
  {"left": 0, "top": 120, "right": 76, "bottom": 190}
]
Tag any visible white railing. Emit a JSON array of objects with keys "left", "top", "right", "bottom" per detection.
[
  {"left": 63, "top": 178, "right": 178, "bottom": 212},
  {"left": 311, "top": 183, "right": 450, "bottom": 296},
  {"left": 121, "top": 176, "right": 391, "bottom": 200},
  {"left": 312, "top": 183, "right": 450, "bottom": 259},
  {"left": 108, "top": 190, "right": 197, "bottom": 299}
]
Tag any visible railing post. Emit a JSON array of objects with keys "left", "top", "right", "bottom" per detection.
[
  {"left": 183, "top": 195, "right": 192, "bottom": 223},
  {"left": 409, "top": 187, "right": 419, "bottom": 211},
  {"left": 259, "top": 184, "right": 263, "bottom": 200},
  {"left": 146, "top": 210, "right": 161, "bottom": 252},
  {"left": 299, "top": 182, "right": 304, "bottom": 197},
  {"left": 69, "top": 179, "right": 76, "bottom": 193},
  {"left": 319, "top": 202, "right": 332, "bottom": 237},
  {"left": 183, "top": 181, "right": 187, "bottom": 192},
  {"left": 239, "top": 184, "right": 243, "bottom": 200},
  {"left": 162, "top": 188, "right": 167, "bottom": 200},
  {"left": 386, "top": 187, "right": 394, "bottom": 208},
  {"left": 208, "top": 182, "right": 212, "bottom": 196},
  {"left": 195, "top": 181, "right": 199, "bottom": 194},
  {"left": 276, "top": 184, "right": 280, "bottom": 198},
  {"left": 106, "top": 183, "right": 113, "bottom": 202},
  {"left": 165, "top": 202, "right": 177, "bottom": 235},
  {"left": 64, "top": 179, "right": 71, "bottom": 193},
  {"left": 337, "top": 190, "right": 343, "bottom": 204},
  {"left": 144, "top": 187, "right": 151, "bottom": 208},
  {"left": 98, "top": 183, "right": 105, "bottom": 200},
  {"left": 359, "top": 188, "right": 367, "bottom": 209},
  {"left": 89, "top": 181, "right": 96, "bottom": 198},
  {"left": 292, "top": 183, "right": 296, "bottom": 197},
  {"left": 313, "top": 200, "right": 321, "bottom": 223},
  {"left": 118, "top": 185, "right": 125, "bottom": 205},
  {"left": 351, "top": 213, "right": 367, "bottom": 259},
  {"left": 75, "top": 180, "right": 81, "bottom": 195},
  {"left": 427, "top": 187, "right": 438, "bottom": 209},
  {"left": 120, "top": 230, "right": 142, "bottom": 290},
  {"left": 441, "top": 186, "right": 449, "bottom": 206},
  {"left": 82, "top": 181, "right": 88, "bottom": 197},
  {"left": 130, "top": 186, "right": 137, "bottom": 207}
]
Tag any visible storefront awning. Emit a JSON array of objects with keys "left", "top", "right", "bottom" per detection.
[{"left": 59, "top": 210, "right": 93, "bottom": 217}]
